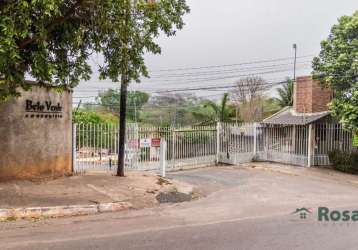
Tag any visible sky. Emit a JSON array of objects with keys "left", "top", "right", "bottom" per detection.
[{"left": 73, "top": 0, "right": 358, "bottom": 103}]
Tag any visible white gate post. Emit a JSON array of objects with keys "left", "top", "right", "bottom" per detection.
[
  {"left": 253, "top": 123, "right": 257, "bottom": 156},
  {"left": 292, "top": 125, "right": 296, "bottom": 154},
  {"left": 172, "top": 128, "right": 176, "bottom": 168},
  {"left": 160, "top": 139, "right": 167, "bottom": 177},
  {"left": 216, "top": 122, "right": 221, "bottom": 164},
  {"left": 72, "top": 123, "right": 77, "bottom": 173},
  {"left": 307, "top": 124, "right": 314, "bottom": 167}
]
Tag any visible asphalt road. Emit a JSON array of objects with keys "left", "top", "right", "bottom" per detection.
[
  {"left": 2, "top": 165, "right": 358, "bottom": 250},
  {"left": 3, "top": 215, "right": 358, "bottom": 250}
]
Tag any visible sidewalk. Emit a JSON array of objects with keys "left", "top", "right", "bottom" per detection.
[
  {"left": 240, "top": 162, "right": 358, "bottom": 186},
  {"left": 0, "top": 171, "right": 194, "bottom": 221}
]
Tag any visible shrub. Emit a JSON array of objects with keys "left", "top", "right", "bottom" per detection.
[{"left": 328, "top": 150, "right": 358, "bottom": 174}]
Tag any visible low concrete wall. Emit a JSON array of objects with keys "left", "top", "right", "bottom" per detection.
[{"left": 0, "top": 85, "right": 72, "bottom": 180}]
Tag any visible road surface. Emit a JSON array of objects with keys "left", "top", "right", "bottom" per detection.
[{"left": 2, "top": 165, "right": 358, "bottom": 250}]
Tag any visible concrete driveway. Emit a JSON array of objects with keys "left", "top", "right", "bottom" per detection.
[
  {"left": 2, "top": 163, "right": 358, "bottom": 250},
  {"left": 166, "top": 163, "right": 358, "bottom": 221}
]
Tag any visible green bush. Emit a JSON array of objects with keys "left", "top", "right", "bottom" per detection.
[
  {"left": 328, "top": 150, "right": 358, "bottom": 174},
  {"left": 73, "top": 110, "right": 118, "bottom": 124}
]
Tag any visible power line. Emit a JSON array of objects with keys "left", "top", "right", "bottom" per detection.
[
  {"left": 153, "top": 81, "right": 285, "bottom": 94},
  {"left": 73, "top": 80, "right": 286, "bottom": 99},
  {"left": 73, "top": 71, "right": 355, "bottom": 95},
  {"left": 148, "top": 61, "right": 311, "bottom": 78},
  {"left": 72, "top": 83, "right": 278, "bottom": 95},
  {"left": 148, "top": 54, "right": 315, "bottom": 73},
  {"left": 79, "top": 64, "right": 309, "bottom": 85},
  {"left": 75, "top": 63, "right": 309, "bottom": 91},
  {"left": 73, "top": 91, "right": 246, "bottom": 108},
  {"left": 73, "top": 68, "right": 302, "bottom": 93},
  {"left": 139, "top": 67, "right": 311, "bottom": 84}
]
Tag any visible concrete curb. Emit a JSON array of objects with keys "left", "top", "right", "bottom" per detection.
[{"left": 0, "top": 202, "right": 132, "bottom": 222}]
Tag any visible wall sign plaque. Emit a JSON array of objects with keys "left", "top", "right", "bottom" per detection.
[{"left": 24, "top": 99, "right": 63, "bottom": 119}]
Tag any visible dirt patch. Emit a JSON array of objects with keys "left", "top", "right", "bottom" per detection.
[
  {"left": 156, "top": 191, "right": 193, "bottom": 203},
  {"left": 0, "top": 172, "right": 194, "bottom": 210}
]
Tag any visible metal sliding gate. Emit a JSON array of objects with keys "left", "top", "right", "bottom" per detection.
[
  {"left": 73, "top": 122, "right": 354, "bottom": 174},
  {"left": 218, "top": 123, "right": 257, "bottom": 165},
  {"left": 256, "top": 124, "right": 309, "bottom": 166}
]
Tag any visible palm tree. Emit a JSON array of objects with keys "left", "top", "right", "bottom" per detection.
[
  {"left": 274, "top": 79, "right": 294, "bottom": 108},
  {"left": 203, "top": 93, "right": 234, "bottom": 122}
]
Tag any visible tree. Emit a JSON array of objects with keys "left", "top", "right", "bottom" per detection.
[
  {"left": 274, "top": 79, "right": 294, "bottom": 108},
  {"left": 329, "top": 90, "right": 358, "bottom": 132},
  {"left": 232, "top": 76, "right": 267, "bottom": 122},
  {"left": 0, "top": 1, "right": 189, "bottom": 100},
  {"left": 97, "top": 89, "right": 150, "bottom": 121},
  {"left": 312, "top": 11, "right": 358, "bottom": 131},
  {"left": 141, "top": 93, "right": 200, "bottom": 126},
  {"left": 194, "top": 93, "right": 235, "bottom": 123},
  {"left": 0, "top": 0, "right": 190, "bottom": 176},
  {"left": 233, "top": 76, "right": 267, "bottom": 104}
]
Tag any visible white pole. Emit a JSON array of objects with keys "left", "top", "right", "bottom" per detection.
[
  {"left": 292, "top": 125, "right": 296, "bottom": 154},
  {"left": 160, "top": 139, "right": 167, "bottom": 177},
  {"left": 307, "top": 124, "right": 313, "bottom": 167},
  {"left": 72, "top": 124, "right": 77, "bottom": 173},
  {"left": 216, "top": 122, "right": 221, "bottom": 164},
  {"left": 253, "top": 123, "right": 257, "bottom": 156},
  {"left": 172, "top": 128, "right": 176, "bottom": 168}
]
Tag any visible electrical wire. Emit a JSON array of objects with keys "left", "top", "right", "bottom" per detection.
[{"left": 147, "top": 55, "right": 315, "bottom": 73}]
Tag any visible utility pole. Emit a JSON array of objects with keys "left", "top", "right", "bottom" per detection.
[
  {"left": 117, "top": 0, "right": 131, "bottom": 177},
  {"left": 293, "top": 44, "right": 297, "bottom": 81}
]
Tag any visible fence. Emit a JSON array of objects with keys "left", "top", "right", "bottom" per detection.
[
  {"left": 74, "top": 123, "right": 119, "bottom": 173},
  {"left": 314, "top": 123, "right": 354, "bottom": 166},
  {"left": 73, "top": 122, "right": 355, "bottom": 174},
  {"left": 126, "top": 125, "right": 217, "bottom": 170},
  {"left": 73, "top": 124, "right": 218, "bottom": 174}
]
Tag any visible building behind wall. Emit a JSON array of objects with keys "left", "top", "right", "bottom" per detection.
[
  {"left": 0, "top": 84, "right": 72, "bottom": 180},
  {"left": 293, "top": 76, "right": 333, "bottom": 114},
  {"left": 261, "top": 76, "right": 353, "bottom": 166}
]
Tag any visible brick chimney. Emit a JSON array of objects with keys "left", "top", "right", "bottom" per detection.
[{"left": 293, "top": 76, "right": 332, "bottom": 113}]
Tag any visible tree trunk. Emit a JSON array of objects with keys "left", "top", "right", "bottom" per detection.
[
  {"left": 117, "top": 0, "right": 130, "bottom": 177},
  {"left": 117, "top": 76, "right": 128, "bottom": 177}
]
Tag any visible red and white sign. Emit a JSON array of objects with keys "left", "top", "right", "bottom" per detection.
[{"left": 151, "top": 138, "right": 161, "bottom": 147}]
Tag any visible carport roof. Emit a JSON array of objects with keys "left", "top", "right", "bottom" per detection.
[{"left": 262, "top": 107, "right": 330, "bottom": 125}]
